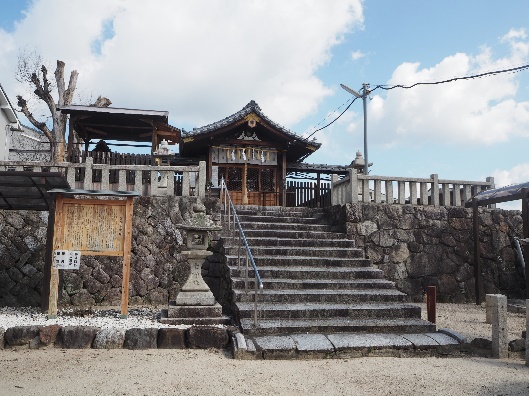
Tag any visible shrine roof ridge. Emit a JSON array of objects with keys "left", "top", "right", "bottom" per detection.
[{"left": 184, "top": 100, "right": 321, "bottom": 148}]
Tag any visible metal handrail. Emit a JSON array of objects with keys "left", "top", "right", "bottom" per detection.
[
  {"left": 220, "top": 178, "right": 264, "bottom": 327},
  {"left": 513, "top": 237, "right": 527, "bottom": 271}
]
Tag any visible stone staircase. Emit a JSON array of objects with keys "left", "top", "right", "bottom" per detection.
[{"left": 221, "top": 206, "right": 461, "bottom": 358}]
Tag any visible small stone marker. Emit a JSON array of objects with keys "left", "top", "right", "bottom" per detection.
[
  {"left": 485, "top": 294, "right": 493, "bottom": 324},
  {"left": 490, "top": 294, "right": 508, "bottom": 359}
]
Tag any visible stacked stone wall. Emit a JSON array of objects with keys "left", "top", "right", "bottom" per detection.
[
  {"left": 326, "top": 203, "right": 526, "bottom": 302},
  {"left": 0, "top": 196, "right": 222, "bottom": 308}
]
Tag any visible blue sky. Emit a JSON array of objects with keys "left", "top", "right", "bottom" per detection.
[{"left": 1, "top": 0, "right": 529, "bottom": 206}]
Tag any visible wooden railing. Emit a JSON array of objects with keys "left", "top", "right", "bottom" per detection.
[
  {"left": 331, "top": 169, "right": 495, "bottom": 207},
  {"left": 0, "top": 158, "right": 207, "bottom": 198}
]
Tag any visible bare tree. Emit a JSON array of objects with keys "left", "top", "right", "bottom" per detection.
[{"left": 16, "top": 52, "right": 110, "bottom": 162}]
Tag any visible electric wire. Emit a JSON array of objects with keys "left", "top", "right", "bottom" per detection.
[{"left": 303, "top": 63, "right": 529, "bottom": 140}]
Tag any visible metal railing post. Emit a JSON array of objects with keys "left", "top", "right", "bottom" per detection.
[
  {"left": 245, "top": 249, "right": 249, "bottom": 295},
  {"left": 254, "top": 274, "right": 258, "bottom": 327},
  {"left": 237, "top": 231, "right": 241, "bottom": 268}
]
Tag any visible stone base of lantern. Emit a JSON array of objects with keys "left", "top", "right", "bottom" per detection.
[{"left": 161, "top": 249, "right": 229, "bottom": 326}]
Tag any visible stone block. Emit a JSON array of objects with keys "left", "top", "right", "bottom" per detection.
[
  {"left": 471, "top": 337, "right": 492, "bottom": 349},
  {"left": 509, "top": 339, "right": 525, "bottom": 352},
  {"left": 290, "top": 334, "right": 335, "bottom": 354},
  {"left": 401, "top": 333, "right": 440, "bottom": 349},
  {"left": 490, "top": 294, "right": 508, "bottom": 359},
  {"left": 327, "top": 333, "right": 413, "bottom": 351},
  {"left": 93, "top": 328, "right": 126, "bottom": 349},
  {"left": 124, "top": 328, "right": 158, "bottom": 349},
  {"left": 157, "top": 328, "right": 187, "bottom": 349},
  {"left": 187, "top": 326, "right": 229, "bottom": 349},
  {"left": 0, "top": 327, "right": 4, "bottom": 349},
  {"left": 252, "top": 335, "right": 296, "bottom": 359},
  {"left": 57, "top": 326, "right": 100, "bottom": 349},
  {"left": 39, "top": 325, "right": 61, "bottom": 346},
  {"left": 5, "top": 326, "right": 40, "bottom": 347}
]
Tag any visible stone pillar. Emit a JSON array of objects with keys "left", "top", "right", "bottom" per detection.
[
  {"left": 490, "top": 294, "right": 508, "bottom": 359},
  {"left": 526, "top": 299, "right": 528, "bottom": 367},
  {"left": 485, "top": 294, "right": 493, "bottom": 324}
]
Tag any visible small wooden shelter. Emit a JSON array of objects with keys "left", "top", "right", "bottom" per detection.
[
  {"left": 180, "top": 101, "right": 321, "bottom": 206},
  {"left": 59, "top": 105, "right": 181, "bottom": 160}
]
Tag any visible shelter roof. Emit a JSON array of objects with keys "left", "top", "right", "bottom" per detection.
[
  {"left": 58, "top": 105, "right": 180, "bottom": 145},
  {"left": 0, "top": 171, "right": 70, "bottom": 211},
  {"left": 181, "top": 100, "right": 320, "bottom": 162},
  {"left": 465, "top": 181, "right": 529, "bottom": 207},
  {"left": 0, "top": 83, "right": 20, "bottom": 124}
]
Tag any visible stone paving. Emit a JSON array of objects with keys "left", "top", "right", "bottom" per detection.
[{"left": 234, "top": 329, "right": 463, "bottom": 359}]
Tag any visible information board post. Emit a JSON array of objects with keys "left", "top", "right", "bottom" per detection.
[{"left": 47, "top": 193, "right": 136, "bottom": 319}]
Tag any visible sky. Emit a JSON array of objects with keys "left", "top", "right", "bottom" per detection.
[{"left": 1, "top": 0, "right": 529, "bottom": 209}]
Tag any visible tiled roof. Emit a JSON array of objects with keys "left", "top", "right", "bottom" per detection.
[{"left": 184, "top": 100, "right": 320, "bottom": 148}]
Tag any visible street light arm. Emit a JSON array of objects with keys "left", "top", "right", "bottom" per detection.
[{"left": 340, "top": 83, "right": 361, "bottom": 98}]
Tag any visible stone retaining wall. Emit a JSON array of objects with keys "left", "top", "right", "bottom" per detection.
[
  {"left": 326, "top": 203, "right": 526, "bottom": 302},
  {"left": 0, "top": 196, "right": 221, "bottom": 307}
]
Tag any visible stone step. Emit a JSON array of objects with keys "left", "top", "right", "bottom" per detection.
[
  {"left": 223, "top": 229, "right": 348, "bottom": 239},
  {"left": 239, "top": 317, "right": 436, "bottom": 336},
  {"left": 234, "top": 205, "right": 326, "bottom": 217},
  {"left": 228, "top": 266, "right": 385, "bottom": 280},
  {"left": 234, "top": 221, "right": 333, "bottom": 232},
  {"left": 231, "top": 278, "right": 396, "bottom": 290},
  {"left": 224, "top": 246, "right": 363, "bottom": 259},
  {"left": 228, "top": 237, "right": 356, "bottom": 248},
  {"left": 226, "top": 255, "right": 372, "bottom": 268},
  {"left": 233, "top": 289, "right": 408, "bottom": 304},
  {"left": 234, "top": 214, "right": 325, "bottom": 225},
  {"left": 236, "top": 302, "right": 422, "bottom": 320},
  {"left": 236, "top": 332, "right": 461, "bottom": 359},
  {"left": 166, "top": 304, "right": 223, "bottom": 318}
]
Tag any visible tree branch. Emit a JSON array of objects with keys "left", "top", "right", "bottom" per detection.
[
  {"left": 63, "top": 69, "right": 79, "bottom": 106},
  {"left": 55, "top": 60, "right": 66, "bottom": 106},
  {"left": 16, "top": 95, "right": 53, "bottom": 141}
]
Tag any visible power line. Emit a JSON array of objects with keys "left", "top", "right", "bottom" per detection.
[
  {"left": 373, "top": 63, "right": 529, "bottom": 92},
  {"left": 304, "top": 96, "right": 358, "bottom": 140},
  {"left": 304, "top": 63, "right": 529, "bottom": 138}
]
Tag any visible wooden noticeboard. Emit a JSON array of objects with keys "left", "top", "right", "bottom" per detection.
[{"left": 48, "top": 195, "right": 134, "bottom": 318}]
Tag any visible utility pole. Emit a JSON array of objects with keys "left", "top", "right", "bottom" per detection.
[{"left": 340, "top": 83, "right": 371, "bottom": 175}]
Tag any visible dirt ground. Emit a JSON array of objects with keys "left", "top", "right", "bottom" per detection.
[{"left": 0, "top": 303, "right": 527, "bottom": 396}]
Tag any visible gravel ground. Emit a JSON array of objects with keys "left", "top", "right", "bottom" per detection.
[{"left": 0, "top": 302, "right": 527, "bottom": 396}]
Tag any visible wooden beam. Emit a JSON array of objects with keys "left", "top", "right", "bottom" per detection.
[
  {"left": 473, "top": 201, "right": 483, "bottom": 305},
  {"left": 120, "top": 197, "right": 134, "bottom": 318},
  {"left": 48, "top": 194, "right": 65, "bottom": 318},
  {"left": 41, "top": 195, "right": 57, "bottom": 313}
]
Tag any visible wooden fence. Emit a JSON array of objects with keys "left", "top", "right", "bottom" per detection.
[{"left": 286, "top": 180, "right": 331, "bottom": 208}]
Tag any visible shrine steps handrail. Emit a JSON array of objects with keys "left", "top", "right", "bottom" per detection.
[{"left": 220, "top": 178, "right": 263, "bottom": 328}]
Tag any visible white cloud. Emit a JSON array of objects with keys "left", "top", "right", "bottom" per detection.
[
  {"left": 0, "top": 0, "right": 364, "bottom": 130},
  {"left": 345, "top": 31, "right": 529, "bottom": 148},
  {"left": 492, "top": 163, "right": 529, "bottom": 187},
  {"left": 351, "top": 50, "right": 365, "bottom": 60}
]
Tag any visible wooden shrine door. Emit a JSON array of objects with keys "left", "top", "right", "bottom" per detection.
[{"left": 218, "top": 165, "right": 278, "bottom": 206}]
